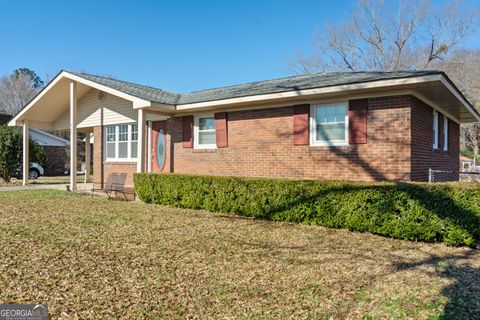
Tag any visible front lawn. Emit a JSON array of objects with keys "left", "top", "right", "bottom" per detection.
[{"left": 0, "top": 190, "right": 479, "bottom": 319}]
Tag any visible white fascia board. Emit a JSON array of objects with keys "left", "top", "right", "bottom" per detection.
[
  {"left": 9, "top": 71, "right": 152, "bottom": 126},
  {"left": 440, "top": 76, "right": 480, "bottom": 122},
  {"left": 135, "top": 102, "right": 176, "bottom": 112},
  {"left": 176, "top": 75, "right": 444, "bottom": 111}
]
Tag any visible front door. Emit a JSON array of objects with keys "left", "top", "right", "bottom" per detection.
[{"left": 151, "top": 121, "right": 168, "bottom": 173}]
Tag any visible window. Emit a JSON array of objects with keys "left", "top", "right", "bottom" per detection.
[
  {"left": 118, "top": 124, "right": 128, "bottom": 158},
  {"left": 194, "top": 115, "right": 216, "bottom": 149},
  {"left": 131, "top": 124, "right": 138, "bottom": 158},
  {"left": 104, "top": 124, "right": 138, "bottom": 161},
  {"left": 444, "top": 116, "right": 448, "bottom": 151},
  {"left": 310, "top": 102, "right": 348, "bottom": 146},
  {"left": 106, "top": 126, "right": 116, "bottom": 159},
  {"left": 433, "top": 110, "right": 439, "bottom": 149}
]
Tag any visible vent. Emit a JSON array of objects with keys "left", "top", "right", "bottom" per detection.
[{"left": 97, "top": 91, "right": 106, "bottom": 102}]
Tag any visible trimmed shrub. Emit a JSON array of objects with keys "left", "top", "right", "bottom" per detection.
[{"left": 134, "top": 173, "right": 480, "bottom": 247}]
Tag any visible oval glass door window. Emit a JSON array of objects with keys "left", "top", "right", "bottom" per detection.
[{"left": 156, "top": 129, "right": 166, "bottom": 170}]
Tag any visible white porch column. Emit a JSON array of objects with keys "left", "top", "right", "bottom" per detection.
[
  {"left": 70, "top": 81, "right": 77, "bottom": 191},
  {"left": 84, "top": 128, "right": 91, "bottom": 183},
  {"left": 22, "top": 120, "right": 29, "bottom": 186},
  {"left": 137, "top": 109, "right": 146, "bottom": 173},
  {"left": 147, "top": 120, "right": 152, "bottom": 173}
]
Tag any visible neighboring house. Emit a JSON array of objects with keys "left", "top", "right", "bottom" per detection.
[
  {"left": 0, "top": 111, "right": 11, "bottom": 125},
  {"left": 29, "top": 129, "right": 69, "bottom": 175},
  {"left": 460, "top": 156, "right": 476, "bottom": 172},
  {"left": 1, "top": 112, "right": 68, "bottom": 175},
  {"left": 8, "top": 70, "right": 480, "bottom": 188}
]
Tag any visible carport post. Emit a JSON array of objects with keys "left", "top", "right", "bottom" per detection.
[
  {"left": 70, "top": 81, "right": 77, "bottom": 191},
  {"left": 22, "top": 120, "right": 29, "bottom": 186},
  {"left": 84, "top": 127, "right": 91, "bottom": 183},
  {"left": 137, "top": 109, "right": 146, "bottom": 173}
]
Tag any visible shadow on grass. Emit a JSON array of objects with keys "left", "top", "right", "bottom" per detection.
[{"left": 394, "top": 250, "right": 480, "bottom": 319}]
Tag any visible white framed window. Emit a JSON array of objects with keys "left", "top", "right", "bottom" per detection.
[
  {"left": 131, "top": 124, "right": 138, "bottom": 158},
  {"left": 433, "top": 110, "right": 439, "bottom": 149},
  {"left": 104, "top": 123, "right": 138, "bottom": 161},
  {"left": 310, "top": 102, "right": 349, "bottom": 146},
  {"left": 443, "top": 116, "right": 448, "bottom": 151},
  {"left": 194, "top": 114, "right": 216, "bottom": 149}
]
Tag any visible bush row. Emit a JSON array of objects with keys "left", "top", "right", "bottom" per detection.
[{"left": 134, "top": 173, "right": 480, "bottom": 247}]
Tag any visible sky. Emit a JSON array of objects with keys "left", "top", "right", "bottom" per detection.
[{"left": 0, "top": 0, "right": 478, "bottom": 93}]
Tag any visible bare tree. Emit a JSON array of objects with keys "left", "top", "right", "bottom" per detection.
[
  {"left": 0, "top": 69, "right": 44, "bottom": 116},
  {"left": 290, "top": 0, "right": 479, "bottom": 73},
  {"left": 429, "top": 49, "right": 480, "bottom": 155}
]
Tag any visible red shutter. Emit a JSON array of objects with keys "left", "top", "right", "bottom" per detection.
[
  {"left": 293, "top": 104, "right": 310, "bottom": 145},
  {"left": 182, "top": 115, "right": 193, "bottom": 148},
  {"left": 348, "top": 99, "right": 368, "bottom": 144},
  {"left": 214, "top": 112, "right": 228, "bottom": 148}
]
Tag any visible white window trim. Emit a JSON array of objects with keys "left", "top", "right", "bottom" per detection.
[
  {"left": 310, "top": 102, "right": 349, "bottom": 147},
  {"left": 194, "top": 114, "right": 217, "bottom": 149},
  {"left": 104, "top": 123, "right": 138, "bottom": 162},
  {"left": 443, "top": 116, "right": 448, "bottom": 151},
  {"left": 433, "top": 110, "right": 439, "bottom": 149}
]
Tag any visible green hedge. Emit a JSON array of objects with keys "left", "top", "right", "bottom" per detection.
[{"left": 134, "top": 173, "right": 480, "bottom": 247}]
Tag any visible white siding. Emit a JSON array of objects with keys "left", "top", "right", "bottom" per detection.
[{"left": 53, "top": 89, "right": 137, "bottom": 130}]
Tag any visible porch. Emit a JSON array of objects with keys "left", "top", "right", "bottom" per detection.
[{"left": 8, "top": 71, "right": 175, "bottom": 190}]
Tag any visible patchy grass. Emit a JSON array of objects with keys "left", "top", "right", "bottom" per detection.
[
  {"left": 28, "top": 175, "right": 85, "bottom": 185},
  {"left": 0, "top": 190, "right": 479, "bottom": 319},
  {"left": 1, "top": 176, "right": 84, "bottom": 187},
  {"left": 0, "top": 180, "right": 21, "bottom": 187}
]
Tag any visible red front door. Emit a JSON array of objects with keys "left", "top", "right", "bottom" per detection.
[{"left": 151, "top": 121, "right": 168, "bottom": 173}]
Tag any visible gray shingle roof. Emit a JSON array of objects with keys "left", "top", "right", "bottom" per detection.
[
  {"left": 70, "top": 70, "right": 442, "bottom": 105},
  {"left": 69, "top": 72, "right": 180, "bottom": 105}
]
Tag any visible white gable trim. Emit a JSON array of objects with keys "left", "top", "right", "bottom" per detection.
[{"left": 8, "top": 71, "right": 151, "bottom": 126}]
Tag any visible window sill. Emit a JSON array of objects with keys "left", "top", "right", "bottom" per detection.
[
  {"left": 433, "top": 148, "right": 449, "bottom": 153},
  {"left": 104, "top": 160, "right": 137, "bottom": 165},
  {"left": 310, "top": 142, "right": 349, "bottom": 147},
  {"left": 192, "top": 149, "right": 217, "bottom": 153},
  {"left": 307, "top": 145, "right": 352, "bottom": 154}
]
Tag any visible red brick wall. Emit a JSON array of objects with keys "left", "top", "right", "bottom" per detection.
[
  {"left": 42, "top": 146, "right": 66, "bottom": 176},
  {"left": 166, "top": 95, "right": 412, "bottom": 181},
  {"left": 410, "top": 97, "right": 460, "bottom": 181},
  {"left": 92, "top": 95, "right": 460, "bottom": 185}
]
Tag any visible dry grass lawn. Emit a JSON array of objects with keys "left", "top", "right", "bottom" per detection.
[{"left": 0, "top": 190, "right": 479, "bottom": 319}]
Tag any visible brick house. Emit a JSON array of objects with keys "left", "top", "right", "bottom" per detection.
[
  {"left": 29, "top": 129, "right": 69, "bottom": 176},
  {"left": 8, "top": 70, "right": 480, "bottom": 189},
  {"left": 1, "top": 113, "right": 68, "bottom": 176}
]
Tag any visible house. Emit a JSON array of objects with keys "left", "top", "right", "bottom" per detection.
[
  {"left": 8, "top": 70, "right": 480, "bottom": 189},
  {"left": 0, "top": 111, "right": 11, "bottom": 125},
  {"left": 460, "top": 156, "right": 476, "bottom": 172},
  {"left": 1, "top": 112, "right": 68, "bottom": 175},
  {"left": 29, "top": 129, "right": 69, "bottom": 175}
]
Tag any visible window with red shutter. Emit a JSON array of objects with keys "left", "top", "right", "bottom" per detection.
[
  {"left": 182, "top": 115, "right": 193, "bottom": 148},
  {"left": 348, "top": 99, "right": 368, "bottom": 144},
  {"left": 293, "top": 104, "right": 309, "bottom": 145},
  {"left": 214, "top": 112, "right": 228, "bottom": 148}
]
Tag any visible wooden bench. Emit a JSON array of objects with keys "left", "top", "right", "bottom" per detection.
[{"left": 91, "top": 173, "right": 136, "bottom": 201}]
